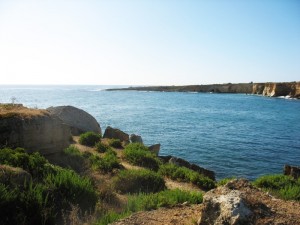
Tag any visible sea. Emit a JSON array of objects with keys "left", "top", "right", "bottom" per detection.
[{"left": 1, "top": 85, "right": 299, "bottom": 180}]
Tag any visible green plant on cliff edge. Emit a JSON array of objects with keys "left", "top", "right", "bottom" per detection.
[
  {"left": 79, "top": 131, "right": 101, "bottom": 147},
  {"left": 253, "top": 174, "right": 300, "bottom": 201}
]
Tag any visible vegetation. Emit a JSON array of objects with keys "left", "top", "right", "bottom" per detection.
[
  {"left": 108, "top": 138, "right": 122, "bottom": 148},
  {"left": 79, "top": 131, "right": 101, "bottom": 146},
  {"left": 95, "top": 189, "right": 202, "bottom": 225},
  {"left": 113, "top": 169, "right": 165, "bottom": 194},
  {"left": 95, "top": 142, "right": 111, "bottom": 153},
  {"left": 0, "top": 147, "right": 98, "bottom": 225},
  {"left": 89, "top": 150, "right": 121, "bottom": 173},
  {"left": 159, "top": 163, "right": 216, "bottom": 190},
  {"left": 123, "top": 143, "right": 161, "bottom": 171},
  {"left": 217, "top": 177, "right": 236, "bottom": 186},
  {"left": 253, "top": 174, "right": 300, "bottom": 201}
]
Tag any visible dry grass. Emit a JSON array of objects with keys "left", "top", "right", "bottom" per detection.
[{"left": 0, "top": 104, "right": 48, "bottom": 118}]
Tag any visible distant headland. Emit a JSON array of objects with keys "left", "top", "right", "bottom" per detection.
[{"left": 107, "top": 82, "right": 300, "bottom": 99}]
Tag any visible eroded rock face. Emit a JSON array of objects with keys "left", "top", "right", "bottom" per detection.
[
  {"left": 262, "top": 82, "right": 300, "bottom": 98},
  {"left": 0, "top": 113, "right": 71, "bottom": 155},
  {"left": 130, "top": 134, "right": 143, "bottom": 143},
  {"left": 103, "top": 126, "right": 129, "bottom": 143},
  {"left": 198, "top": 180, "right": 252, "bottom": 225},
  {"left": 47, "top": 106, "right": 101, "bottom": 135}
]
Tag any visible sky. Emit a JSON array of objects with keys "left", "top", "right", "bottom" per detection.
[{"left": 0, "top": 0, "right": 299, "bottom": 85}]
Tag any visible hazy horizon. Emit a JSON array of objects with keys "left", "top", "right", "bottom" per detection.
[{"left": 0, "top": 0, "right": 299, "bottom": 85}]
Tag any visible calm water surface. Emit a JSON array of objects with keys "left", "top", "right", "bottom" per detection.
[{"left": 1, "top": 85, "right": 299, "bottom": 180}]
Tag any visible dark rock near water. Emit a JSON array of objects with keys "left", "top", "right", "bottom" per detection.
[
  {"left": 148, "top": 144, "right": 160, "bottom": 156},
  {"left": 130, "top": 134, "right": 143, "bottom": 143},
  {"left": 103, "top": 126, "right": 130, "bottom": 143},
  {"left": 284, "top": 165, "right": 300, "bottom": 179},
  {"left": 47, "top": 105, "right": 101, "bottom": 135}
]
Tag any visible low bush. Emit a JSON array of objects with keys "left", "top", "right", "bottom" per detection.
[
  {"left": 253, "top": 174, "right": 300, "bottom": 200},
  {"left": 79, "top": 132, "right": 101, "bottom": 147},
  {"left": 95, "top": 142, "right": 111, "bottom": 153},
  {"left": 61, "top": 146, "right": 86, "bottom": 172},
  {"left": 113, "top": 169, "right": 165, "bottom": 194},
  {"left": 0, "top": 147, "right": 49, "bottom": 178},
  {"left": 159, "top": 163, "right": 215, "bottom": 190},
  {"left": 123, "top": 143, "right": 161, "bottom": 171},
  {"left": 108, "top": 139, "right": 122, "bottom": 148},
  {"left": 217, "top": 177, "right": 236, "bottom": 186},
  {"left": 89, "top": 150, "right": 121, "bottom": 173}
]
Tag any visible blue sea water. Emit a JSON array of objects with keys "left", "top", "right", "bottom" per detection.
[{"left": 1, "top": 85, "right": 300, "bottom": 180}]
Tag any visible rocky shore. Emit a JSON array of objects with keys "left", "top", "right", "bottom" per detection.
[{"left": 107, "top": 82, "right": 300, "bottom": 99}]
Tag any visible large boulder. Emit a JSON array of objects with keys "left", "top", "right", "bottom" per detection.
[
  {"left": 0, "top": 105, "right": 71, "bottom": 155},
  {"left": 103, "top": 126, "right": 129, "bottom": 143},
  {"left": 198, "top": 179, "right": 252, "bottom": 225},
  {"left": 47, "top": 106, "right": 101, "bottom": 135}
]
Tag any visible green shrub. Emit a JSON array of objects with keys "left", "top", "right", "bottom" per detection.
[
  {"left": 159, "top": 163, "right": 215, "bottom": 190},
  {"left": 123, "top": 143, "right": 161, "bottom": 171},
  {"left": 88, "top": 151, "right": 121, "bottom": 173},
  {"left": 253, "top": 174, "right": 300, "bottom": 200},
  {"left": 113, "top": 169, "right": 165, "bottom": 194},
  {"left": 95, "top": 142, "right": 111, "bottom": 153},
  {"left": 0, "top": 147, "right": 49, "bottom": 178},
  {"left": 61, "top": 146, "right": 86, "bottom": 172},
  {"left": 108, "top": 139, "right": 122, "bottom": 148},
  {"left": 79, "top": 132, "right": 101, "bottom": 147}
]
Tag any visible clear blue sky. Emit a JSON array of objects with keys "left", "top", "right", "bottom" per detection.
[{"left": 0, "top": 0, "right": 299, "bottom": 85}]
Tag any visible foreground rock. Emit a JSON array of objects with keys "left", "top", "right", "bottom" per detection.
[
  {"left": 160, "top": 155, "right": 215, "bottom": 180},
  {"left": 0, "top": 105, "right": 71, "bottom": 155},
  {"left": 103, "top": 126, "right": 130, "bottom": 143},
  {"left": 198, "top": 179, "right": 300, "bottom": 225},
  {"left": 47, "top": 105, "right": 101, "bottom": 135}
]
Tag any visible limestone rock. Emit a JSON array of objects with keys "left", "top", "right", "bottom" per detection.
[
  {"left": 103, "top": 126, "right": 129, "bottom": 143},
  {"left": 284, "top": 164, "right": 300, "bottom": 179},
  {"left": 47, "top": 105, "right": 101, "bottom": 135},
  {"left": 130, "top": 134, "right": 143, "bottom": 143},
  {"left": 168, "top": 156, "right": 215, "bottom": 181},
  {"left": 198, "top": 180, "right": 252, "bottom": 225},
  {"left": 0, "top": 112, "right": 71, "bottom": 155},
  {"left": 0, "top": 165, "right": 31, "bottom": 186},
  {"left": 262, "top": 82, "right": 300, "bottom": 98},
  {"left": 148, "top": 144, "right": 160, "bottom": 156}
]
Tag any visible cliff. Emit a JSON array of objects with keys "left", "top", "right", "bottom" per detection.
[
  {"left": 107, "top": 82, "right": 300, "bottom": 98},
  {"left": 0, "top": 104, "right": 71, "bottom": 155}
]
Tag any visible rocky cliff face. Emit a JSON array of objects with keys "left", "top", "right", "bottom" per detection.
[
  {"left": 252, "top": 82, "right": 300, "bottom": 98},
  {"left": 0, "top": 106, "right": 71, "bottom": 155}
]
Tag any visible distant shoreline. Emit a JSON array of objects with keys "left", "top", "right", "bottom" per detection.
[{"left": 106, "top": 82, "right": 300, "bottom": 99}]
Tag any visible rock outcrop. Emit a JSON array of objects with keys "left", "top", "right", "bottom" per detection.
[
  {"left": 284, "top": 165, "right": 300, "bottom": 179},
  {"left": 130, "top": 134, "right": 143, "bottom": 143},
  {"left": 47, "top": 105, "right": 101, "bottom": 135},
  {"left": 198, "top": 180, "right": 252, "bottom": 225},
  {"left": 0, "top": 105, "right": 71, "bottom": 155},
  {"left": 148, "top": 144, "right": 160, "bottom": 156},
  {"left": 103, "top": 126, "right": 130, "bottom": 143},
  {"left": 261, "top": 82, "right": 300, "bottom": 98},
  {"left": 160, "top": 155, "right": 215, "bottom": 181}
]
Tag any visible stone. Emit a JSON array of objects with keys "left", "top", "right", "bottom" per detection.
[
  {"left": 148, "top": 144, "right": 160, "bottom": 156},
  {"left": 0, "top": 165, "right": 31, "bottom": 186},
  {"left": 103, "top": 126, "right": 130, "bottom": 143},
  {"left": 198, "top": 180, "right": 252, "bottom": 225},
  {"left": 284, "top": 165, "right": 300, "bottom": 179},
  {"left": 47, "top": 105, "right": 101, "bottom": 135},
  {"left": 0, "top": 112, "right": 71, "bottom": 155},
  {"left": 168, "top": 156, "right": 215, "bottom": 181},
  {"left": 130, "top": 134, "right": 143, "bottom": 143}
]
